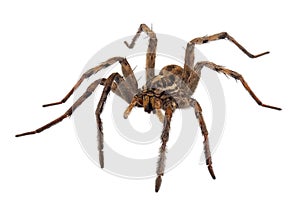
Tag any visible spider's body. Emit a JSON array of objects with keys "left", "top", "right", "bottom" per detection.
[
  {"left": 16, "top": 24, "right": 281, "bottom": 192},
  {"left": 142, "top": 65, "right": 194, "bottom": 109}
]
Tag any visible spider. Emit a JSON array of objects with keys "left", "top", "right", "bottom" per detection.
[{"left": 16, "top": 24, "right": 281, "bottom": 192}]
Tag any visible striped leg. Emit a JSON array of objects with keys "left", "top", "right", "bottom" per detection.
[
  {"left": 194, "top": 61, "right": 281, "bottom": 110},
  {"left": 43, "top": 57, "right": 138, "bottom": 107},
  {"left": 183, "top": 32, "right": 270, "bottom": 93},
  {"left": 189, "top": 98, "right": 216, "bottom": 179},
  {"left": 155, "top": 103, "right": 175, "bottom": 192},
  {"left": 124, "top": 24, "right": 157, "bottom": 82}
]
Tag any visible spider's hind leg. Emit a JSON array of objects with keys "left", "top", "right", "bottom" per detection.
[{"left": 194, "top": 61, "right": 281, "bottom": 110}]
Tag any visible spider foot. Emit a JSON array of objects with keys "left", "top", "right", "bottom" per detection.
[
  {"left": 15, "top": 131, "right": 36, "bottom": 137},
  {"left": 252, "top": 51, "right": 270, "bottom": 58},
  {"left": 123, "top": 110, "right": 130, "bottom": 119},
  {"left": 99, "top": 151, "right": 104, "bottom": 169},
  {"left": 155, "top": 175, "right": 162, "bottom": 192},
  {"left": 208, "top": 165, "right": 216, "bottom": 180},
  {"left": 261, "top": 104, "right": 282, "bottom": 111},
  {"left": 124, "top": 98, "right": 138, "bottom": 119},
  {"left": 42, "top": 102, "right": 62, "bottom": 107},
  {"left": 124, "top": 41, "right": 135, "bottom": 49}
]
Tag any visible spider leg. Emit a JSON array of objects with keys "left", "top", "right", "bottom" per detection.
[
  {"left": 123, "top": 97, "right": 138, "bottom": 119},
  {"left": 43, "top": 57, "right": 138, "bottom": 107},
  {"left": 183, "top": 32, "right": 269, "bottom": 93},
  {"left": 194, "top": 61, "right": 281, "bottom": 110},
  {"left": 154, "top": 109, "right": 164, "bottom": 123},
  {"left": 190, "top": 32, "right": 269, "bottom": 59},
  {"left": 15, "top": 78, "right": 106, "bottom": 137},
  {"left": 155, "top": 104, "right": 175, "bottom": 192},
  {"left": 189, "top": 98, "right": 216, "bottom": 179},
  {"left": 185, "top": 32, "right": 269, "bottom": 69},
  {"left": 123, "top": 100, "right": 164, "bottom": 123},
  {"left": 124, "top": 24, "right": 157, "bottom": 82},
  {"left": 101, "top": 76, "right": 134, "bottom": 104},
  {"left": 95, "top": 73, "right": 123, "bottom": 168}
]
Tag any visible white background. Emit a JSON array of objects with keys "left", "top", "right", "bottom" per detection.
[{"left": 1, "top": 0, "right": 299, "bottom": 208}]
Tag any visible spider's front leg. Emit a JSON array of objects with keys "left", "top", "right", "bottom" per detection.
[
  {"left": 183, "top": 32, "right": 270, "bottom": 93},
  {"left": 155, "top": 106, "right": 172, "bottom": 192},
  {"left": 155, "top": 102, "right": 176, "bottom": 192},
  {"left": 124, "top": 24, "right": 157, "bottom": 82},
  {"left": 124, "top": 96, "right": 176, "bottom": 192},
  {"left": 189, "top": 98, "right": 216, "bottom": 179},
  {"left": 95, "top": 73, "right": 124, "bottom": 168},
  {"left": 124, "top": 24, "right": 165, "bottom": 123},
  {"left": 16, "top": 72, "right": 123, "bottom": 169},
  {"left": 15, "top": 78, "right": 106, "bottom": 137},
  {"left": 42, "top": 57, "right": 138, "bottom": 107}
]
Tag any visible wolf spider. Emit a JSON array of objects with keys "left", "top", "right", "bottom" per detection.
[{"left": 16, "top": 24, "right": 281, "bottom": 192}]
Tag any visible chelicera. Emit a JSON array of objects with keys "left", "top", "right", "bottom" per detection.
[{"left": 16, "top": 24, "right": 281, "bottom": 192}]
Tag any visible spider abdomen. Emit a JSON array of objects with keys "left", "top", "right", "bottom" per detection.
[
  {"left": 142, "top": 65, "right": 192, "bottom": 108},
  {"left": 145, "top": 64, "right": 183, "bottom": 90}
]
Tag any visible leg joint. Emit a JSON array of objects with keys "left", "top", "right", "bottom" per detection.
[
  {"left": 229, "top": 71, "right": 242, "bottom": 80},
  {"left": 218, "top": 32, "right": 228, "bottom": 39}
]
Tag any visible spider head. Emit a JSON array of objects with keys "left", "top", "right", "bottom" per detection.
[
  {"left": 143, "top": 95, "right": 155, "bottom": 113},
  {"left": 124, "top": 89, "right": 169, "bottom": 120},
  {"left": 135, "top": 89, "right": 163, "bottom": 114}
]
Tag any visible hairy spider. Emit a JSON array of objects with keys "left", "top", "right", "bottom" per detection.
[{"left": 16, "top": 24, "right": 281, "bottom": 192}]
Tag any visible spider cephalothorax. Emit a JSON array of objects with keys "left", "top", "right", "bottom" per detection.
[{"left": 16, "top": 24, "right": 281, "bottom": 192}]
